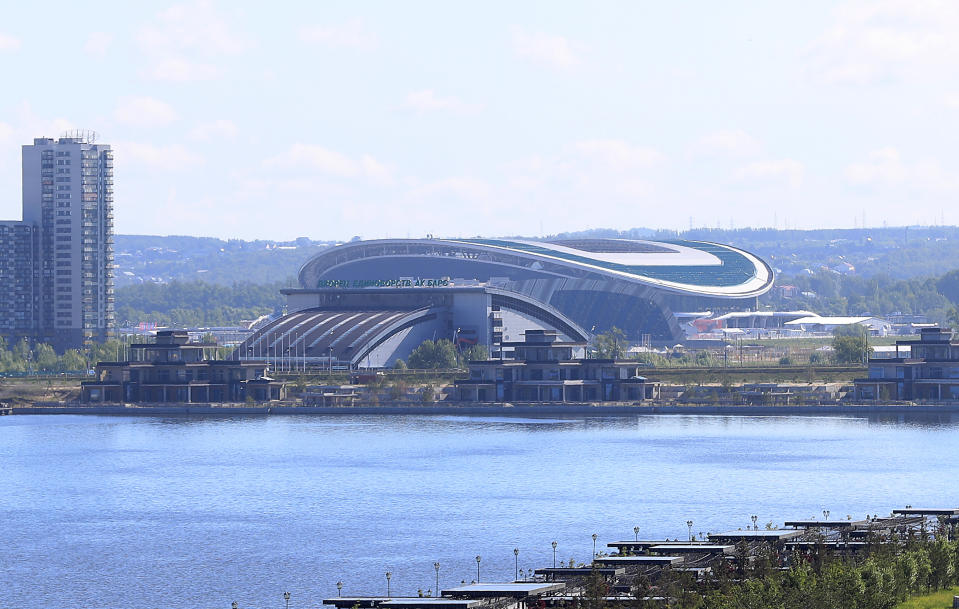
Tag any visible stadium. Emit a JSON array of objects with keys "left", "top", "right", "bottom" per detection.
[{"left": 234, "top": 238, "right": 773, "bottom": 368}]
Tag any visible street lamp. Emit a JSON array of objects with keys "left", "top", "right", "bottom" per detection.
[
  {"left": 386, "top": 571, "right": 392, "bottom": 598},
  {"left": 751, "top": 515, "right": 758, "bottom": 530},
  {"left": 592, "top": 533, "right": 598, "bottom": 557},
  {"left": 284, "top": 592, "right": 291, "bottom": 609},
  {"left": 475, "top": 555, "right": 481, "bottom": 582},
  {"left": 513, "top": 548, "right": 519, "bottom": 581},
  {"left": 634, "top": 526, "right": 640, "bottom": 542},
  {"left": 551, "top": 541, "right": 558, "bottom": 568},
  {"left": 434, "top": 562, "right": 440, "bottom": 595},
  {"left": 823, "top": 510, "right": 830, "bottom": 521},
  {"left": 686, "top": 520, "right": 694, "bottom": 542},
  {"left": 336, "top": 582, "right": 343, "bottom": 597}
]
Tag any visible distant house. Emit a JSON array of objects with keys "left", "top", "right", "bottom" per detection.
[
  {"left": 777, "top": 285, "right": 799, "bottom": 299},
  {"left": 81, "top": 330, "right": 285, "bottom": 404},
  {"left": 454, "top": 330, "right": 658, "bottom": 403},
  {"left": 854, "top": 327, "right": 959, "bottom": 401}
]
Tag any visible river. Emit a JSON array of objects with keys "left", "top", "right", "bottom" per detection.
[{"left": 2, "top": 413, "right": 958, "bottom": 609}]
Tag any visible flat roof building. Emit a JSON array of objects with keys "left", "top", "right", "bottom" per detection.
[{"left": 1, "top": 132, "right": 115, "bottom": 350}]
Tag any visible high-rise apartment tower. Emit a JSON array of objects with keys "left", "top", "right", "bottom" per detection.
[{"left": 0, "top": 131, "right": 114, "bottom": 350}]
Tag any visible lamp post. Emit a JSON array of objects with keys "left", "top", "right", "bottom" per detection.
[
  {"left": 634, "top": 526, "right": 640, "bottom": 542},
  {"left": 336, "top": 582, "right": 343, "bottom": 597},
  {"left": 751, "top": 515, "right": 758, "bottom": 531},
  {"left": 284, "top": 592, "right": 291, "bottom": 609},
  {"left": 823, "top": 509, "right": 830, "bottom": 521},
  {"left": 386, "top": 571, "right": 392, "bottom": 598},
  {"left": 551, "top": 541, "right": 558, "bottom": 568},
  {"left": 434, "top": 562, "right": 440, "bottom": 595},
  {"left": 475, "top": 555, "right": 481, "bottom": 583},
  {"left": 592, "top": 533, "right": 598, "bottom": 557},
  {"left": 513, "top": 548, "right": 519, "bottom": 581},
  {"left": 687, "top": 520, "right": 694, "bottom": 542}
]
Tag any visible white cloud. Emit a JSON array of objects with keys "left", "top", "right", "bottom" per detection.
[
  {"left": 146, "top": 56, "right": 219, "bottom": 82},
  {"left": 140, "top": 1, "right": 248, "bottom": 55},
  {"left": 0, "top": 33, "right": 20, "bottom": 51},
  {"left": 807, "top": 0, "right": 959, "bottom": 84},
  {"left": 83, "top": 32, "right": 113, "bottom": 57},
  {"left": 138, "top": 1, "right": 248, "bottom": 81},
  {"left": 299, "top": 19, "right": 377, "bottom": 50},
  {"left": 734, "top": 159, "right": 805, "bottom": 189},
  {"left": 117, "top": 142, "right": 205, "bottom": 171},
  {"left": 506, "top": 138, "right": 663, "bottom": 209},
  {"left": 189, "top": 119, "right": 238, "bottom": 141},
  {"left": 510, "top": 26, "right": 582, "bottom": 70},
  {"left": 845, "top": 146, "right": 958, "bottom": 191},
  {"left": 408, "top": 177, "right": 491, "bottom": 201},
  {"left": 689, "top": 130, "right": 762, "bottom": 158},
  {"left": 572, "top": 140, "right": 664, "bottom": 169},
  {"left": 0, "top": 122, "right": 13, "bottom": 141},
  {"left": 264, "top": 143, "right": 393, "bottom": 182},
  {"left": 114, "top": 96, "right": 179, "bottom": 127},
  {"left": 405, "top": 90, "right": 482, "bottom": 114}
]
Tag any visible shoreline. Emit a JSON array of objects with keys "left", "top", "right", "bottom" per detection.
[{"left": 7, "top": 402, "right": 959, "bottom": 417}]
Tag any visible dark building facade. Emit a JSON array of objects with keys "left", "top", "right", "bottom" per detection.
[
  {"left": 854, "top": 327, "right": 959, "bottom": 401},
  {"left": 454, "top": 330, "right": 659, "bottom": 402},
  {"left": 0, "top": 221, "right": 40, "bottom": 340},
  {"left": 82, "top": 331, "right": 285, "bottom": 404}
]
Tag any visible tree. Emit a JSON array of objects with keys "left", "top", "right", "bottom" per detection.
[
  {"left": 420, "top": 384, "right": 436, "bottom": 403},
  {"left": 461, "top": 344, "right": 489, "bottom": 362},
  {"left": 832, "top": 325, "right": 872, "bottom": 364},
  {"left": 408, "top": 339, "right": 460, "bottom": 369},
  {"left": 33, "top": 344, "right": 58, "bottom": 371},
  {"left": 593, "top": 327, "right": 627, "bottom": 359},
  {"left": 388, "top": 380, "right": 408, "bottom": 401}
]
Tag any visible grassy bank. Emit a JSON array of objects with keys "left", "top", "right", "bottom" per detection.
[{"left": 896, "top": 587, "right": 959, "bottom": 609}]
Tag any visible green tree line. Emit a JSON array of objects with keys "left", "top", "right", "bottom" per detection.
[
  {"left": 115, "top": 280, "right": 285, "bottom": 327},
  {"left": 762, "top": 272, "right": 955, "bottom": 325},
  {"left": 0, "top": 337, "right": 132, "bottom": 373},
  {"left": 695, "top": 532, "right": 959, "bottom": 609}
]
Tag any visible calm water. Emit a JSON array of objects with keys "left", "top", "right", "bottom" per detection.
[{"left": 2, "top": 413, "right": 959, "bottom": 609}]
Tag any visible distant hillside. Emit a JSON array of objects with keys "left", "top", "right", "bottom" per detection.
[
  {"left": 111, "top": 228, "right": 959, "bottom": 328},
  {"left": 545, "top": 225, "right": 959, "bottom": 279},
  {"left": 115, "top": 227, "right": 959, "bottom": 288},
  {"left": 114, "top": 235, "right": 337, "bottom": 287}
]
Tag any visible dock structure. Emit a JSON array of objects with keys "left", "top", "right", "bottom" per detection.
[
  {"left": 708, "top": 529, "right": 804, "bottom": 543},
  {"left": 534, "top": 567, "right": 624, "bottom": 582},
  {"left": 325, "top": 505, "right": 958, "bottom": 609}
]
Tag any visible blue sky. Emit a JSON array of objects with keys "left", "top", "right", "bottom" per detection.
[{"left": 1, "top": 1, "right": 958, "bottom": 240}]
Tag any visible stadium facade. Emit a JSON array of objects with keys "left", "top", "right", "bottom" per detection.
[{"left": 234, "top": 238, "right": 772, "bottom": 368}]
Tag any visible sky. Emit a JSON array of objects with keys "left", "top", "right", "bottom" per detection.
[{"left": 1, "top": 1, "right": 959, "bottom": 241}]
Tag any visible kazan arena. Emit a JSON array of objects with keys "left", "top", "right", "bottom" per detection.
[{"left": 233, "top": 238, "right": 773, "bottom": 368}]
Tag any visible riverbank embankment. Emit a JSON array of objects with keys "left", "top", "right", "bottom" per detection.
[{"left": 8, "top": 402, "right": 959, "bottom": 417}]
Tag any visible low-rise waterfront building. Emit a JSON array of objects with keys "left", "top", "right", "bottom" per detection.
[
  {"left": 454, "top": 330, "right": 658, "bottom": 403},
  {"left": 81, "top": 330, "right": 285, "bottom": 403},
  {"left": 854, "top": 327, "right": 959, "bottom": 401}
]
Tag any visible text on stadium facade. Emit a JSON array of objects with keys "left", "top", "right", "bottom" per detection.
[{"left": 318, "top": 278, "right": 451, "bottom": 288}]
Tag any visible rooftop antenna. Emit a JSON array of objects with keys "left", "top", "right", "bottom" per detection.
[{"left": 61, "top": 129, "right": 97, "bottom": 144}]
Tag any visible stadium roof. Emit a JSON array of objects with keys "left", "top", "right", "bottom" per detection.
[{"left": 299, "top": 238, "right": 773, "bottom": 299}]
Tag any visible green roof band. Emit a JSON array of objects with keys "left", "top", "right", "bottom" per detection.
[{"left": 459, "top": 239, "right": 761, "bottom": 288}]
